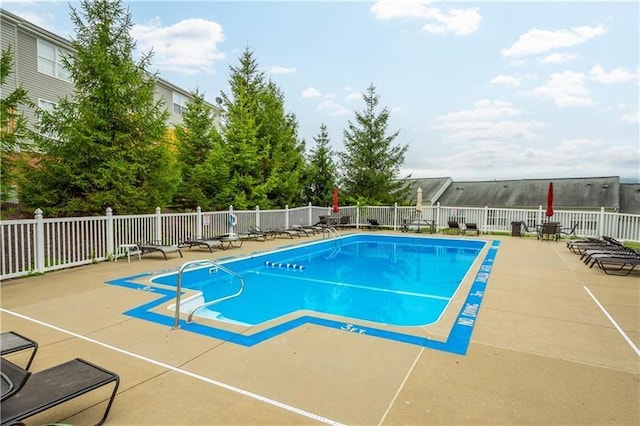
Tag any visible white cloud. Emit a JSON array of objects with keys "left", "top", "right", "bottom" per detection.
[
  {"left": 267, "top": 65, "right": 296, "bottom": 75},
  {"left": 346, "top": 92, "right": 362, "bottom": 101},
  {"left": 519, "top": 71, "right": 594, "bottom": 108},
  {"left": 370, "top": 0, "right": 481, "bottom": 36},
  {"left": 402, "top": 138, "right": 638, "bottom": 181},
  {"left": 435, "top": 99, "right": 540, "bottom": 141},
  {"left": 538, "top": 52, "right": 578, "bottom": 64},
  {"left": 318, "top": 100, "right": 351, "bottom": 116},
  {"left": 588, "top": 64, "right": 638, "bottom": 84},
  {"left": 391, "top": 106, "right": 405, "bottom": 113},
  {"left": 491, "top": 74, "right": 522, "bottom": 87},
  {"left": 301, "top": 87, "right": 321, "bottom": 98},
  {"left": 132, "top": 18, "right": 225, "bottom": 75},
  {"left": 621, "top": 110, "right": 639, "bottom": 123},
  {"left": 501, "top": 25, "right": 607, "bottom": 58}
]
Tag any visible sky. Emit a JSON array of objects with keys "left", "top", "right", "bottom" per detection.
[{"left": 4, "top": 0, "right": 639, "bottom": 182}]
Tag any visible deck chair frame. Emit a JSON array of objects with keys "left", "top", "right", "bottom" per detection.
[
  {"left": 0, "top": 357, "right": 119, "bottom": 426},
  {"left": 0, "top": 332, "right": 38, "bottom": 370}
]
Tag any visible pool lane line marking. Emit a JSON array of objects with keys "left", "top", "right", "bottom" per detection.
[
  {"left": 0, "top": 308, "right": 346, "bottom": 426},
  {"left": 108, "top": 240, "right": 498, "bottom": 355},
  {"left": 582, "top": 286, "right": 640, "bottom": 357}
]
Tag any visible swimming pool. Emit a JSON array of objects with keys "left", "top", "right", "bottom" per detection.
[{"left": 151, "top": 234, "right": 486, "bottom": 327}]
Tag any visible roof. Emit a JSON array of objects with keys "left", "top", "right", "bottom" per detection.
[
  {"left": 406, "top": 177, "right": 452, "bottom": 205},
  {"left": 620, "top": 184, "right": 640, "bottom": 213},
  {"left": 420, "top": 176, "right": 625, "bottom": 212}
]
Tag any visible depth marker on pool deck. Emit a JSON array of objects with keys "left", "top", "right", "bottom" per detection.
[{"left": 108, "top": 240, "right": 499, "bottom": 355}]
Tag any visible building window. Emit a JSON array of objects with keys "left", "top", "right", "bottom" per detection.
[
  {"left": 37, "top": 39, "right": 72, "bottom": 82},
  {"left": 37, "top": 99, "right": 59, "bottom": 140},
  {"left": 173, "top": 91, "right": 188, "bottom": 115}
]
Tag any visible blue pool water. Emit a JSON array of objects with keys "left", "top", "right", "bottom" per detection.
[{"left": 151, "top": 235, "right": 485, "bottom": 327}]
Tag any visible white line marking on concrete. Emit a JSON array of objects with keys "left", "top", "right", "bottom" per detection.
[
  {"left": 1, "top": 308, "right": 345, "bottom": 426},
  {"left": 582, "top": 286, "right": 640, "bottom": 357},
  {"left": 377, "top": 347, "right": 424, "bottom": 426}
]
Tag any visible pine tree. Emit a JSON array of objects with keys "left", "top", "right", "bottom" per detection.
[
  {"left": 0, "top": 46, "right": 33, "bottom": 202},
  {"left": 305, "top": 123, "right": 336, "bottom": 206},
  {"left": 220, "top": 48, "right": 305, "bottom": 209},
  {"left": 174, "top": 90, "right": 228, "bottom": 210},
  {"left": 339, "top": 83, "right": 410, "bottom": 205},
  {"left": 20, "top": 0, "right": 178, "bottom": 216}
]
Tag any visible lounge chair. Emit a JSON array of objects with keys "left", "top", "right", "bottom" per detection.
[
  {"left": 588, "top": 253, "right": 640, "bottom": 276},
  {"left": 268, "top": 227, "right": 303, "bottom": 238},
  {"left": 444, "top": 221, "right": 461, "bottom": 235},
  {"left": 181, "top": 236, "right": 225, "bottom": 253},
  {"left": 139, "top": 241, "right": 183, "bottom": 260},
  {"left": 241, "top": 226, "right": 275, "bottom": 241},
  {"left": 464, "top": 223, "right": 480, "bottom": 236},
  {"left": 558, "top": 222, "right": 579, "bottom": 238},
  {"left": 538, "top": 222, "right": 561, "bottom": 241},
  {"left": 0, "top": 331, "right": 38, "bottom": 370},
  {"left": 286, "top": 225, "right": 314, "bottom": 236},
  {"left": 1, "top": 357, "right": 119, "bottom": 426}
]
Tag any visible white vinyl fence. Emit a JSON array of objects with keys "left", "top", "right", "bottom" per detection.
[{"left": 2, "top": 203, "right": 639, "bottom": 280}]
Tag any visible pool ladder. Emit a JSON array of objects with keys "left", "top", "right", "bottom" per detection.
[
  {"left": 323, "top": 226, "right": 340, "bottom": 240},
  {"left": 172, "top": 259, "right": 245, "bottom": 329}
]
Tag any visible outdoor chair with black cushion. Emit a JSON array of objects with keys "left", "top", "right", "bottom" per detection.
[
  {"left": 444, "top": 221, "right": 461, "bottom": 235},
  {"left": 0, "top": 331, "right": 38, "bottom": 370},
  {"left": 367, "top": 218, "right": 380, "bottom": 230},
  {"left": 538, "top": 222, "right": 561, "bottom": 241},
  {"left": 464, "top": 223, "right": 480, "bottom": 236},
  {"left": 0, "top": 357, "right": 119, "bottom": 426}
]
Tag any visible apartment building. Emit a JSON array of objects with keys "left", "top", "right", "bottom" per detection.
[{"left": 0, "top": 8, "right": 218, "bottom": 135}]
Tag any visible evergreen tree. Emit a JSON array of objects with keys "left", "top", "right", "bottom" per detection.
[
  {"left": 20, "top": 0, "right": 178, "bottom": 216},
  {"left": 0, "top": 46, "right": 33, "bottom": 202},
  {"left": 219, "top": 48, "right": 263, "bottom": 209},
  {"left": 305, "top": 123, "right": 336, "bottom": 206},
  {"left": 258, "top": 81, "right": 306, "bottom": 207},
  {"left": 220, "top": 48, "right": 306, "bottom": 209},
  {"left": 174, "top": 90, "right": 228, "bottom": 210},
  {"left": 339, "top": 83, "right": 410, "bottom": 205}
]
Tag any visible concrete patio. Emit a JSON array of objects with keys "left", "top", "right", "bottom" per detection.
[{"left": 1, "top": 231, "right": 638, "bottom": 425}]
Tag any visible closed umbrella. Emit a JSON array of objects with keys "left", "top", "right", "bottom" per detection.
[
  {"left": 416, "top": 187, "right": 423, "bottom": 218},
  {"left": 332, "top": 186, "right": 339, "bottom": 213},
  {"left": 545, "top": 182, "right": 554, "bottom": 219}
]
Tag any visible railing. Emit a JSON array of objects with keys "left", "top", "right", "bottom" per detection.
[
  {"left": 2, "top": 203, "right": 639, "bottom": 280},
  {"left": 186, "top": 263, "right": 245, "bottom": 324}
]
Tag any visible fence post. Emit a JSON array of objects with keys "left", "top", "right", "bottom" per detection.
[
  {"left": 393, "top": 203, "right": 398, "bottom": 230},
  {"left": 285, "top": 205, "right": 289, "bottom": 228},
  {"left": 228, "top": 205, "right": 235, "bottom": 235},
  {"left": 196, "top": 206, "right": 203, "bottom": 240},
  {"left": 155, "top": 207, "right": 162, "bottom": 243},
  {"left": 106, "top": 207, "right": 114, "bottom": 257},
  {"left": 34, "top": 208, "right": 45, "bottom": 273},
  {"left": 599, "top": 207, "right": 605, "bottom": 237},
  {"left": 538, "top": 205, "right": 543, "bottom": 224},
  {"left": 308, "top": 202, "right": 312, "bottom": 226},
  {"left": 483, "top": 206, "right": 488, "bottom": 234},
  {"left": 256, "top": 205, "right": 260, "bottom": 228},
  {"left": 436, "top": 202, "right": 441, "bottom": 232},
  {"left": 356, "top": 202, "right": 360, "bottom": 229}
]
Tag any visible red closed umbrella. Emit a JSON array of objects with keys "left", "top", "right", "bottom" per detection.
[
  {"left": 332, "top": 186, "right": 339, "bottom": 213},
  {"left": 545, "top": 182, "right": 554, "bottom": 218}
]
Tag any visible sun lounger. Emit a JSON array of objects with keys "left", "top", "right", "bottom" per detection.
[
  {"left": 0, "top": 357, "right": 119, "bottom": 426},
  {"left": 139, "top": 241, "right": 183, "bottom": 260},
  {"left": 588, "top": 254, "right": 640, "bottom": 276},
  {"left": 181, "top": 237, "right": 225, "bottom": 253},
  {"left": 367, "top": 218, "right": 380, "bottom": 230},
  {"left": 0, "top": 331, "right": 38, "bottom": 370},
  {"left": 241, "top": 226, "right": 275, "bottom": 241}
]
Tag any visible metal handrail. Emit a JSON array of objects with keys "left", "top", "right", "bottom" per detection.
[
  {"left": 323, "top": 227, "right": 340, "bottom": 240},
  {"left": 172, "top": 259, "right": 242, "bottom": 329},
  {"left": 186, "top": 263, "right": 245, "bottom": 323}
]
